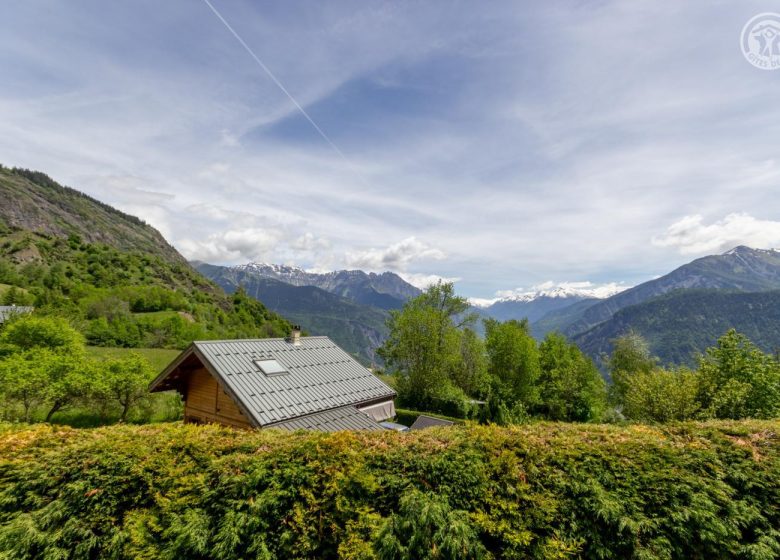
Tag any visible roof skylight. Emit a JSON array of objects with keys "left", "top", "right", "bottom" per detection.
[{"left": 254, "top": 359, "right": 288, "bottom": 376}]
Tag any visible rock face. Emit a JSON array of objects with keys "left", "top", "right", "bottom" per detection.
[{"left": 0, "top": 166, "right": 184, "bottom": 264}]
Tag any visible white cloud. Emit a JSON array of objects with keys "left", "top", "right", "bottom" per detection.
[
  {"left": 468, "top": 297, "right": 500, "bottom": 308},
  {"left": 291, "top": 232, "right": 331, "bottom": 252},
  {"left": 345, "top": 237, "right": 445, "bottom": 272},
  {"left": 399, "top": 272, "right": 461, "bottom": 290},
  {"left": 652, "top": 213, "right": 780, "bottom": 255},
  {"left": 3, "top": 1, "right": 779, "bottom": 300},
  {"left": 178, "top": 228, "right": 280, "bottom": 262}
]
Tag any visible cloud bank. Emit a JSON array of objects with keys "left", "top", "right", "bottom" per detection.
[{"left": 653, "top": 213, "right": 780, "bottom": 255}]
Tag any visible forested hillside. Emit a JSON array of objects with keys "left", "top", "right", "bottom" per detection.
[
  {"left": 0, "top": 166, "right": 291, "bottom": 348},
  {"left": 564, "top": 246, "right": 780, "bottom": 336},
  {"left": 1, "top": 420, "right": 778, "bottom": 559},
  {"left": 574, "top": 289, "right": 780, "bottom": 365}
]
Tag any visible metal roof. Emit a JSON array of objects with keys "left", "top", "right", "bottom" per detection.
[
  {"left": 0, "top": 306, "right": 33, "bottom": 323},
  {"left": 270, "top": 405, "right": 384, "bottom": 432},
  {"left": 150, "top": 336, "right": 396, "bottom": 427},
  {"left": 409, "top": 414, "right": 455, "bottom": 430}
]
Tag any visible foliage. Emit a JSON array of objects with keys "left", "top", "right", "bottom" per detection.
[
  {"left": 0, "top": 315, "right": 83, "bottom": 354},
  {"left": 0, "top": 316, "right": 178, "bottom": 426},
  {"left": 537, "top": 333, "right": 607, "bottom": 422},
  {"left": 95, "top": 353, "right": 157, "bottom": 422},
  {"left": 0, "top": 420, "right": 778, "bottom": 559},
  {"left": 608, "top": 330, "right": 780, "bottom": 422},
  {"left": 380, "top": 282, "right": 483, "bottom": 414},
  {"left": 606, "top": 330, "right": 656, "bottom": 403},
  {"left": 620, "top": 367, "right": 701, "bottom": 423},
  {"left": 484, "top": 319, "right": 540, "bottom": 407},
  {"left": 697, "top": 329, "right": 780, "bottom": 419},
  {"left": 375, "top": 489, "right": 487, "bottom": 559}
]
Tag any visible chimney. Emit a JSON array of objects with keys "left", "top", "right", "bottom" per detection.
[{"left": 287, "top": 325, "right": 302, "bottom": 346}]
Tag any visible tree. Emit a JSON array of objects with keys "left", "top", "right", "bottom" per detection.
[
  {"left": 1, "top": 286, "right": 34, "bottom": 306},
  {"left": 697, "top": 329, "right": 780, "bottom": 419},
  {"left": 537, "top": 333, "right": 607, "bottom": 422},
  {"left": 0, "top": 315, "right": 84, "bottom": 353},
  {"left": 379, "top": 282, "right": 473, "bottom": 410},
  {"left": 41, "top": 350, "right": 97, "bottom": 422},
  {"left": 607, "top": 330, "right": 656, "bottom": 403},
  {"left": 97, "top": 353, "right": 155, "bottom": 422},
  {"left": 484, "top": 319, "right": 540, "bottom": 407},
  {"left": 450, "top": 328, "right": 490, "bottom": 398},
  {"left": 621, "top": 367, "right": 700, "bottom": 423},
  {"left": 0, "top": 351, "right": 48, "bottom": 422},
  {"left": 0, "top": 315, "right": 95, "bottom": 422}
]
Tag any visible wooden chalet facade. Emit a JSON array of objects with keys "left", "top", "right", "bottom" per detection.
[{"left": 150, "top": 333, "right": 396, "bottom": 432}]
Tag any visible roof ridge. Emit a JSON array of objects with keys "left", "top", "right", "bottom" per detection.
[{"left": 193, "top": 336, "right": 332, "bottom": 344}]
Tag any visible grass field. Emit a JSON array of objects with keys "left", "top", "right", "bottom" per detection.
[{"left": 86, "top": 346, "right": 181, "bottom": 373}]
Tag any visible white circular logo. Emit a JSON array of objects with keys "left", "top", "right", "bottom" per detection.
[{"left": 741, "top": 13, "right": 780, "bottom": 70}]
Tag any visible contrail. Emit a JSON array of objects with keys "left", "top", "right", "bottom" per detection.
[{"left": 201, "top": 0, "right": 352, "bottom": 165}]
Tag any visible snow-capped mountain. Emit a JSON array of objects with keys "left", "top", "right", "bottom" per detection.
[
  {"left": 225, "top": 262, "right": 421, "bottom": 310},
  {"left": 471, "top": 282, "right": 628, "bottom": 325},
  {"left": 471, "top": 282, "right": 626, "bottom": 307}
]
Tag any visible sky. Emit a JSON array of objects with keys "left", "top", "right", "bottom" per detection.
[{"left": 2, "top": 1, "right": 780, "bottom": 299}]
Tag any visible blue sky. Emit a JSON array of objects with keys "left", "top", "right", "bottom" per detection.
[{"left": 2, "top": 1, "right": 780, "bottom": 299}]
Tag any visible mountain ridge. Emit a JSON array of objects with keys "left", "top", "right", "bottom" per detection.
[
  {"left": 194, "top": 262, "right": 402, "bottom": 363},
  {"left": 563, "top": 246, "right": 780, "bottom": 337},
  {"left": 219, "top": 261, "right": 421, "bottom": 310},
  {"left": 573, "top": 288, "right": 780, "bottom": 366}
]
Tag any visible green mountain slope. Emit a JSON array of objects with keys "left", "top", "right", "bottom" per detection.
[
  {"left": 530, "top": 297, "right": 600, "bottom": 338},
  {"left": 0, "top": 166, "right": 184, "bottom": 264},
  {"left": 0, "top": 166, "right": 292, "bottom": 347},
  {"left": 196, "top": 262, "right": 389, "bottom": 364},
  {"left": 564, "top": 246, "right": 780, "bottom": 337},
  {"left": 573, "top": 289, "right": 780, "bottom": 366}
]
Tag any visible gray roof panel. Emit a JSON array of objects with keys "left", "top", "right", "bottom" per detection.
[
  {"left": 409, "top": 415, "right": 455, "bottom": 430},
  {"left": 270, "top": 406, "right": 384, "bottom": 432},
  {"left": 190, "top": 337, "right": 395, "bottom": 427}
]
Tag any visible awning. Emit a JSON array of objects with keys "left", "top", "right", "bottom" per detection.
[{"left": 358, "top": 399, "right": 396, "bottom": 421}]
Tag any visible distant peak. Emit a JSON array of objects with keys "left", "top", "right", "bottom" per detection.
[
  {"left": 723, "top": 246, "right": 780, "bottom": 256},
  {"left": 234, "top": 262, "right": 306, "bottom": 274},
  {"left": 472, "top": 281, "right": 629, "bottom": 307}
]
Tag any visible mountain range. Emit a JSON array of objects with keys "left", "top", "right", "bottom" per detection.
[
  {"left": 200, "top": 246, "right": 780, "bottom": 368},
  {"left": 6, "top": 164, "right": 780, "bottom": 370},
  {"left": 471, "top": 283, "right": 626, "bottom": 328},
  {"left": 559, "top": 247, "right": 780, "bottom": 365},
  {"left": 563, "top": 246, "right": 780, "bottom": 338},
  {"left": 194, "top": 262, "right": 421, "bottom": 363}
]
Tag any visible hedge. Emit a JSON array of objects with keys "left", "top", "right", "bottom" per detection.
[{"left": 0, "top": 420, "right": 778, "bottom": 559}]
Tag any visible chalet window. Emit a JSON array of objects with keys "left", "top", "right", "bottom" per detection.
[{"left": 254, "top": 359, "right": 288, "bottom": 376}]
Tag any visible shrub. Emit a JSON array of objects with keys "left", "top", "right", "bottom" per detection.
[{"left": 0, "top": 421, "right": 778, "bottom": 559}]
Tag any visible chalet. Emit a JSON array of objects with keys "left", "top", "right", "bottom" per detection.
[{"left": 149, "top": 330, "right": 397, "bottom": 432}]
